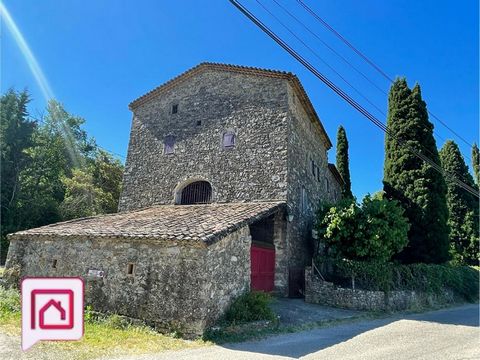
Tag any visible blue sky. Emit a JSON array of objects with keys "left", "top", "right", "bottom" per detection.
[{"left": 2, "top": 0, "right": 478, "bottom": 198}]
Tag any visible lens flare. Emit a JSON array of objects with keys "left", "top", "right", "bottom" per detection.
[{"left": 1, "top": 2, "right": 83, "bottom": 167}]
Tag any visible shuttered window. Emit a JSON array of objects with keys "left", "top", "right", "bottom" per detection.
[
  {"left": 164, "top": 135, "right": 175, "bottom": 155},
  {"left": 223, "top": 132, "right": 235, "bottom": 148}
]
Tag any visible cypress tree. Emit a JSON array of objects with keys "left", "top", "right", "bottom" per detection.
[
  {"left": 383, "top": 79, "right": 449, "bottom": 264},
  {"left": 440, "top": 140, "right": 479, "bottom": 264},
  {"left": 472, "top": 143, "right": 480, "bottom": 185},
  {"left": 336, "top": 126, "right": 353, "bottom": 199}
]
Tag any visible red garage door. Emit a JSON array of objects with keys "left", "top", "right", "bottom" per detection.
[{"left": 251, "top": 245, "right": 275, "bottom": 292}]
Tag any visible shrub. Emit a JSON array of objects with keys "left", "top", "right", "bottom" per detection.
[
  {"left": 316, "top": 195, "right": 409, "bottom": 262},
  {"left": 223, "top": 291, "right": 275, "bottom": 325},
  {"left": 0, "top": 287, "right": 20, "bottom": 316}
]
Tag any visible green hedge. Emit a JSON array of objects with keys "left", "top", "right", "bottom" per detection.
[{"left": 320, "top": 259, "right": 479, "bottom": 302}]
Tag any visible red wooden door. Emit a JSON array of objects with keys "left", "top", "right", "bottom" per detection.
[{"left": 250, "top": 245, "right": 275, "bottom": 292}]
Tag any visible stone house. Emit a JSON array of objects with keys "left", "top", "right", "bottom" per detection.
[{"left": 5, "top": 63, "right": 343, "bottom": 336}]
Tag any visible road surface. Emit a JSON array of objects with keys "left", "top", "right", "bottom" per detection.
[{"left": 109, "top": 303, "right": 479, "bottom": 360}]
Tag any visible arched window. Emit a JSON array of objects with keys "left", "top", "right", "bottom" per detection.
[
  {"left": 325, "top": 177, "right": 330, "bottom": 193},
  {"left": 180, "top": 181, "right": 212, "bottom": 205}
]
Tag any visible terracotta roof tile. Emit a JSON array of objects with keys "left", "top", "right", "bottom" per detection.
[{"left": 9, "top": 201, "right": 285, "bottom": 246}]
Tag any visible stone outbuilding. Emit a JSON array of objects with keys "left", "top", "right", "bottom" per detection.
[{"left": 6, "top": 62, "right": 343, "bottom": 336}]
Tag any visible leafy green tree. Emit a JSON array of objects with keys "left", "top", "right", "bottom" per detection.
[
  {"left": 383, "top": 79, "right": 449, "bottom": 264},
  {"left": 60, "top": 169, "right": 107, "bottom": 220},
  {"left": 0, "top": 89, "right": 36, "bottom": 262},
  {"left": 336, "top": 126, "right": 353, "bottom": 199},
  {"left": 439, "top": 140, "right": 479, "bottom": 265},
  {"left": 91, "top": 150, "right": 124, "bottom": 213},
  {"left": 14, "top": 100, "right": 100, "bottom": 229},
  {"left": 316, "top": 195, "right": 409, "bottom": 262},
  {"left": 472, "top": 143, "right": 480, "bottom": 186}
]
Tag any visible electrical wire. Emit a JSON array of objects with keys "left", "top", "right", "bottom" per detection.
[
  {"left": 229, "top": 0, "right": 479, "bottom": 198},
  {"left": 296, "top": 0, "right": 475, "bottom": 150}
]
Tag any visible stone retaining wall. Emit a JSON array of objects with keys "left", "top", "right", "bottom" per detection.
[{"left": 304, "top": 267, "right": 455, "bottom": 311}]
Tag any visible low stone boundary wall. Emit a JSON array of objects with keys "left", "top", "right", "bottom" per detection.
[{"left": 304, "top": 267, "right": 454, "bottom": 311}]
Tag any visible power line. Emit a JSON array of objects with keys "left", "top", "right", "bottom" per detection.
[
  {"left": 254, "top": 0, "right": 470, "bottom": 192},
  {"left": 270, "top": 0, "right": 386, "bottom": 95},
  {"left": 267, "top": 0, "right": 448, "bottom": 147},
  {"left": 229, "top": 0, "right": 479, "bottom": 198},
  {"left": 254, "top": 0, "right": 386, "bottom": 117},
  {"left": 296, "top": 0, "right": 475, "bottom": 150},
  {"left": 256, "top": 0, "right": 450, "bottom": 149}
]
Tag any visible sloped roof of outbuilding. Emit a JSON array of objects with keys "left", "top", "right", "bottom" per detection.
[
  {"left": 9, "top": 201, "right": 285, "bottom": 247},
  {"left": 328, "top": 163, "right": 345, "bottom": 186},
  {"left": 129, "top": 62, "right": 332, "bottom": 149}
]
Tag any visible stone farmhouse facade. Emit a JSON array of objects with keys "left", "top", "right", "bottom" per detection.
[{"left": 5, "top": 63, "right": 343, "bottom": 336}]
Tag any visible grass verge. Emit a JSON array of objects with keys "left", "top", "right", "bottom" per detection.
[{"left": 0, "top": 287, "right": 209, "bottom": 360}]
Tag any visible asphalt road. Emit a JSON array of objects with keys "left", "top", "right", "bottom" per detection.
[
  {"left": 111, "top": 303, "right": 479, "bottom": 360},
  {"left": 1, "top": 304, "right": 478, "bottom": 359}
]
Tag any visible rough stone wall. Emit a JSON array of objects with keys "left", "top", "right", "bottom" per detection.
[
  {"left": 120, "top": 70, "right": 289, "bottom": 211},
  {"left": 285, "top": 85, "right": 342, "bottom": 270},
  {"left": 304, "top": 267, "right": 456, "bottom": 311},
  {"left": 203, "top": 226, "right": 251, "bottom": 326},
  {"left": 5, "top": 230, "right": 252, "bottom": 337},
  {"left": 272, "top": 210, "right": 288, "bottom": 296}
]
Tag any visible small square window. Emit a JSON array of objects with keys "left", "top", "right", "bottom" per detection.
[
  {"left": 223, "top": 132, "right": 235, "bottom": 148},
  {"left": 172, "top": 104, "right": 178, "bottom": 114},
  {"left": 127, "top": 263, "right": 135, "bottom": 275},
  {"left": 196, "top": 120, "right": 202, "bottom": 126}
]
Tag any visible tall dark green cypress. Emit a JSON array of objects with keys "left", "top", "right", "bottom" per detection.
[
  {"left": 472, "top": 143, "right": 480, "bottom": 186},
  {"left": 440, "top": 140, "right": 479, "bottom": 264},
  {"left": 383, "top": 79, "right": 449, "bottom": 264},
  {"left": 336, "top": 126, "right": 353, "bottom": 199}
]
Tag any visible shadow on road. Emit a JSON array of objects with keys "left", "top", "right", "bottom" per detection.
[{"left": 220, "top": 304, "right": 479, "bottom": 359}]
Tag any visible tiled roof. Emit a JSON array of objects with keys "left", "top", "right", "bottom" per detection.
[
  {"left": 9, "top": 202, "right": 285, "bottom": 246},
  {"left": 128, "top": 62, "right": 332, "bottom": 149}
]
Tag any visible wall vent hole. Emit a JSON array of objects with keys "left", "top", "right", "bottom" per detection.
[{"left": 127, "top": 263, "right": 135, "bottom": 275}]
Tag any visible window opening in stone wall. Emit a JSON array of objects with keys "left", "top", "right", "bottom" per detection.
[
  {"left": 316, "top": 166, "right": 321, "bottom": 182},
  {"left": 196, "top": 120, "right": 202, "bottom": 126},
  {"left": 325, "top": 177, "right": 330, "bottom": 192},
  {"left": 180, "top": 181, "right": 212, "bottom": 205},
  {"left": 311, "top": 160, "right": 315, "bottom": 176},
  {"left": 127, "top": 263, "right": 135, "bottom": 275},
  {"left": 223, "top": 131, "right": 235, "bottom": 148},
  {"left": 52, "top": 259, "right": 57, "bottom": 269},
  {"left": 164, "top": 135, "right": 175, "bottom": 155},
  {"left": 172, "top": 104, "right": 178, "bottom": 114},
  {"left": 250, "top": 215, "right": 275, "bottom": 247}
]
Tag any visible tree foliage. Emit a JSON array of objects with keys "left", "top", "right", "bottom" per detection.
[
  {"left": 336, "top": 126, "right": 353, "bottom": 199},
  {"left": 0, "top": 89, "right": 36, "bottom": 260},
  {"left": 472, "top": 143, "right": 480, "bottom": 186},
  {"left": 383, "top": 79, "right": 449, "bottom": 264},
  {"left": 439, "top": 140, "right": 479, "bottom": 265},
  {"left": 316, "top": 195, "right": 409, "bottom": 262},
  {"left": 0, "top": 91, "right": 124, "bottom": 263}
]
